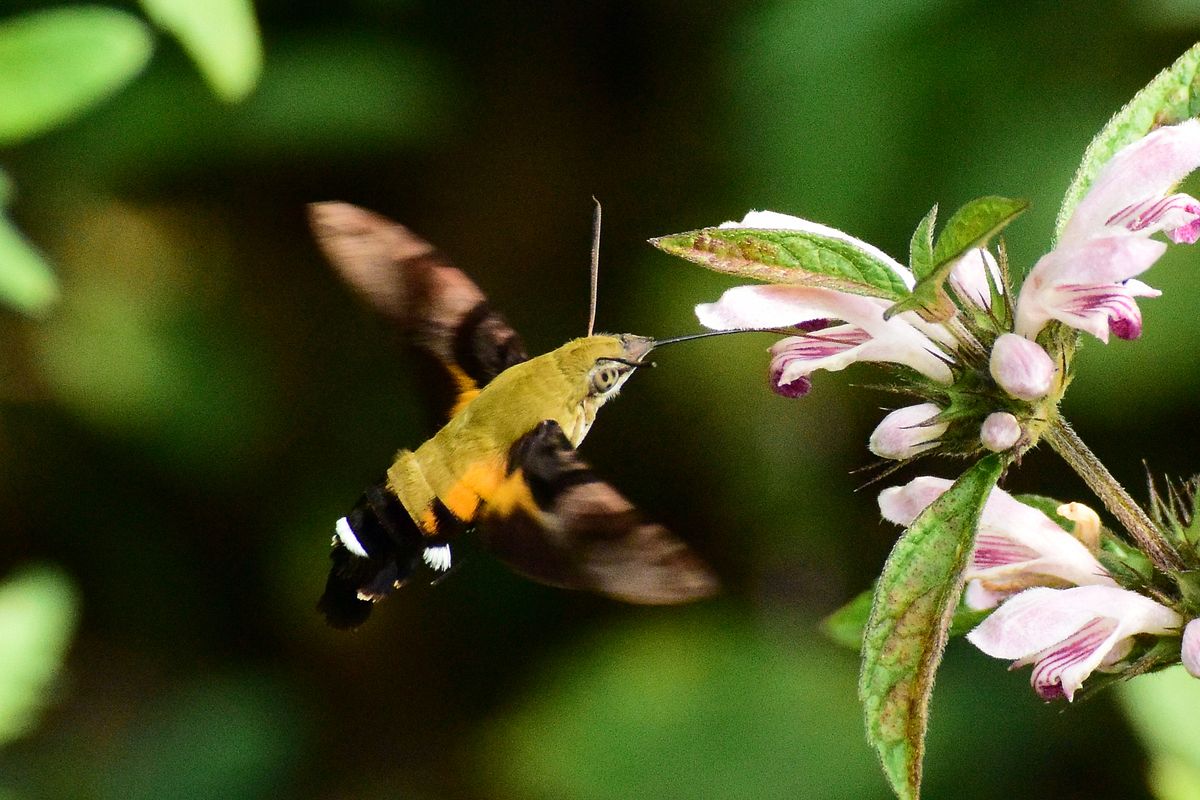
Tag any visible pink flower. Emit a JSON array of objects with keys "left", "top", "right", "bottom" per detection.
[
  {"left": 878, "top": 477, "right": 1114, "bottom": 610},
  {"left": 696, "top": 212, "right": 954, "bottom": 395},
  {"left": 1016, "top": 120, "right": 1200, "bottom": 342},
  {"left": 967, "top": 585, "right": 1181, "bottom": 700}
]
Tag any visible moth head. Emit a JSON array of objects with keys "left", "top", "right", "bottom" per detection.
[{"left": 555, "top": 334, "right": 654, "bottom": 404}]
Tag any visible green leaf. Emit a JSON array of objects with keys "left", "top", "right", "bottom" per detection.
[
  {"left": 651, "top": 228, "right": 911, "bottom": 301},
  {"left": 908, "top": 205, "right": 937, "bottom": 280},
  {"left": 0, "top": 212, "right": 58, "bottom": 316},
  {"left": 885, "top": 196, "right": 1026, "bottom": 322},
  {"left": 824, "top": 588, "right": 991, "bottom": 652},
  {"left": 1055, "top": 42, "right": 1200, "bottom": 241},
  {"left": 931, "top": 196, "right": 1027, "bottom": 267},
  {"left": 0, "top": 564, "right": 80, "bottom": 746},
  {"left": 0, "top": 7, "right": 153, "bottom": 146},
  {"left": 139, "top": 0, "right": 262, "bottom": 103},
  {"left": 823, "top": 589, "right": 874, "bottom": 649},
  {"left": 859, "top": 454, "right": 1005, "bottom": 800}
]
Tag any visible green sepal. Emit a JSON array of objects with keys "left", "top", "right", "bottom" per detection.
[
  {"left": 1055, "top": 41, "right": 1200, "bottom": 242},
  {"left": 908, "top": 205, "right": 937, "bottom": 280},
  {"left": 823, "top": 587, "right": 991, "bottom": 651},
  {"left": 1075, "top": 637, "right": 1182, "bottom": 702},
  {"left": 860, "top": 454, "right": 1005, "bottom": 800},
  {"left": 884, "top": 197, "right": 1027, "bottom": 322},
  {"left": 650, "top": 227, "right": 911, "bottom": 301}
]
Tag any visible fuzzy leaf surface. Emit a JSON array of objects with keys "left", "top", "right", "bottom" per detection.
[
  {"left": 860, "top": 454, "right": 1004, "bottom": 800},
  {"left": 652, "top": 228, "right": 910, "bottom": 301}
]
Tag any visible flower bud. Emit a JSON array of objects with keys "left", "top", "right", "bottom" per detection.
[
  {"left": 868, "top": 403, "right": 947, "bottom": 460},
  {"left": 1184, "top": 619, "right": 1200, "bottom": 679},
  {"left": 989, "top": 333, "right": 1056, "bottom": 401},
  {"left": 980, "top": 411, "right": 1021, "bottom": 452}
]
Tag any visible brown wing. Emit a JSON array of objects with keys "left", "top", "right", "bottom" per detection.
[
  {"left": 479, "top": 420, "right": 719, "bottom": 604},
  {"left": 308, "top": 201, "right": 529, "bottom": 412}
]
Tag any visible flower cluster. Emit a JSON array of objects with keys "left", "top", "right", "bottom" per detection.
[
  {"left": 693, "top": 121, "right": 1200, "bottom": 467},
  {"left": 670, "top": 120, "right": 1200, "bottom": 702}
]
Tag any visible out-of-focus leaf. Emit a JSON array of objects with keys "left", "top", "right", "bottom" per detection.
[
  {"left": 483, "top": 612, "right": 886, "bottom": 800},
  {"left": 0, "top": 7, "right": 153, "bottom": 146},
  {"left": 139, "top": 0, "right": 262, "bottom": 102},
  {"left": 33, "top": 203, "right": 277, "bottom": 480},
  {"left": 0, "top": 212, "right": 58, "bottom": 316},
  {"left": 95, "top": 674, "right": 305, "bottom": 800},
  {"left": 0, "top": 564, "right": 79, "bottom": 746},
  {"left": 860, "top": 454, "right": 1004, "bottom": 800},
  {"left": 1120, "top": 666, "right": 1200, "bottom": 800},
  {"left": 651, "top": 228, "right": 911, "bottom": 301},
  {"left": 1055, "top": 41, "right": 1200, "bottom": 241}
]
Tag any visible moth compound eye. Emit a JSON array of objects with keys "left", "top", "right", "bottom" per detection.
[{"left": 590, "top": 365, "right": 622, "bottom": 395}]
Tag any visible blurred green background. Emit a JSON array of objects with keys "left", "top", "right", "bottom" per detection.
[{"left": 4, "top": 1, "right": 1200, "bottom": 798}]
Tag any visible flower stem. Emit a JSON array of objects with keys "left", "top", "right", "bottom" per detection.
[{"left": 1043, "top": 416, "right": 1181, "bottom": 573}]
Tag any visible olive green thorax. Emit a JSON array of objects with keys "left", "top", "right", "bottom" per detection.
[{"left": 393, "top": 333, "right": 653, "bottom": 519}]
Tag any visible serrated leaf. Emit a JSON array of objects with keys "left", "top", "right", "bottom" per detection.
[
  {"left": 1056, "top": 42, "right": 1200, "bottom": 241},
  {"left": 931, "top": 196, "right": 1026, "bottom": 266},
  {"left": 885, "top": 196, "right": 1026, "bottom": 322},
  {"left": 0, "top": 564, "right": 79, "bottom": 745},
  {"left": 651, "top": 228, "right": 911, "bottom": 301},
  {"left": 859, "top": 454, "right": 1004, "bottom": 800},
  {"left": 0, "top": 212, "right": 58, "bottom": 316},
  {"left": 908, "top": 205, "right": 936, "bottom": 280},
  {"left": 0, "top": 7, "right": 153, "bottom": 146},
  {"left": 139, "top": 0, "right": 262, "bottom": 103}
]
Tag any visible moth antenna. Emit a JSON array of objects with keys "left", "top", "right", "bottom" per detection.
[{"left": 587, "top": 196, "right": 601, "bottom": 337}]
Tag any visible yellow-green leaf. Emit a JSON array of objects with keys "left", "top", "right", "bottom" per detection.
[
  {"left": 0, "top": 211, "right": 58, "bottom": 316},
  {"left": 139, "top": 0, "right": 262, "bottom": 103},
  {"left": 860, "top": 454, "right": 1004, "bottom": 800},
  {"left": 0, "top": 564, "right": 80, "bottom": 745},
  {"left": 651, "top": 228, "right": 911, "bottom": 301},
  {"left": 0, "top": 7, "right": 153, "bottom": 146}
]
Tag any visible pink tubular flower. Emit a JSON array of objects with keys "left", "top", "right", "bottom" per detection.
[
  {"left": 967, "top": 585, "right": 1181, "bottom": 700},
  {"left": 878, "top": 477, "right": 1115, "bottom": 610},
  {"left": 696, "top": 212, "right": 954, "bottom": 395},
  {"left": 1015, "top": 120, "right": 1200, "bottom": 342}
]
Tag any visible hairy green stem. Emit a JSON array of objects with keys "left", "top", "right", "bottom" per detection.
[{"left": 1044, "top": 416, "right": 1181, "bottom": 573}]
